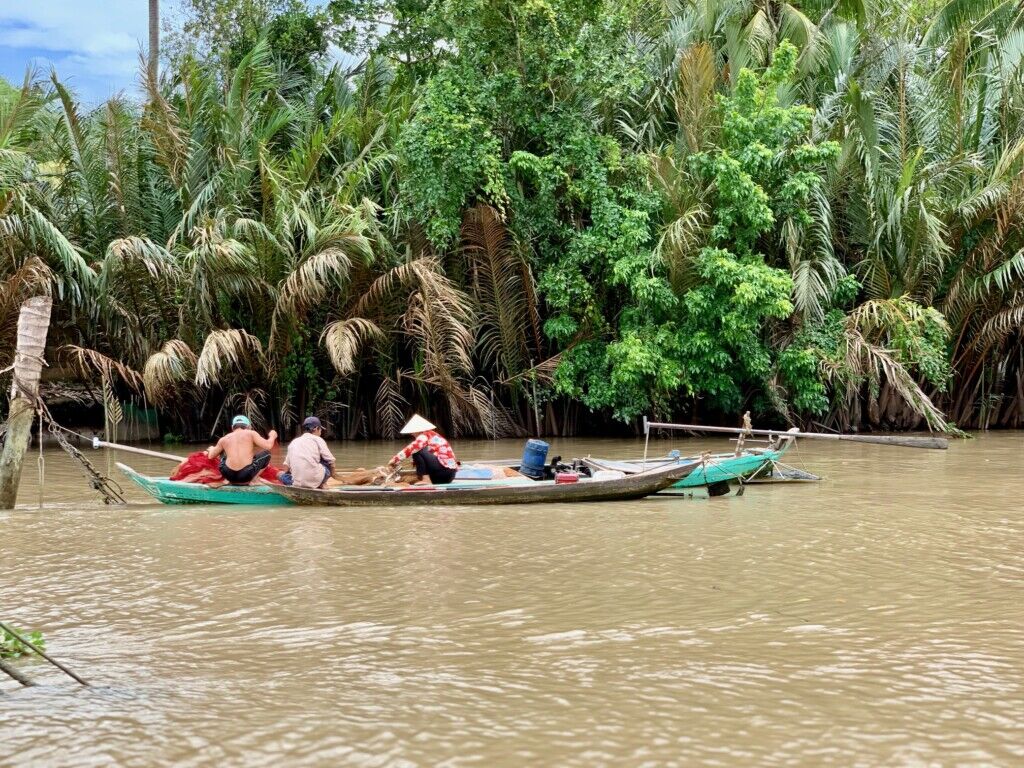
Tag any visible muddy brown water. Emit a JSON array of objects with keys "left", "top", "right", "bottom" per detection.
[{"left": 2, "top": 434, "right": 1023, "bottom": 766}]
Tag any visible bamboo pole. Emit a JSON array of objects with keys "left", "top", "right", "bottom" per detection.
[
  {"left": 91, "top": 438, "right": 185, "bottom": 463},
  {"left": 643, "top": 418, "right": 949, "bottom": 450},
  {"left": 0, "top": 297, "right": 53, "bottom": 508}
]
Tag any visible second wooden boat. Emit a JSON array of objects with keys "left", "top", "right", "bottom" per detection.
[
  {"left": 582, "top": 429, "right": 804, "bottom": 490},
  {"left": 276, "top": 461, "right": 697, "bottom": 506}
]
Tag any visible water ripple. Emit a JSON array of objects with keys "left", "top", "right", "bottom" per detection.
[{"left": 2, "top": 434, "right": 1023, "bottom": 765}]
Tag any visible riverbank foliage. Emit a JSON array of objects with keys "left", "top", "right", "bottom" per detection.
[{"left": 2, "top": 0, "right": 1023, "bottom": 438}]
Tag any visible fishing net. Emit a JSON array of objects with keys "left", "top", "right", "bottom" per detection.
[{"left": 170, "top": 452, "right": 284, "bottom": 485}]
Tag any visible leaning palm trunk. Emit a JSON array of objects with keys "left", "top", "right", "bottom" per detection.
[{"left": 0, "top": 296, "right": 53, "bottom": 508}]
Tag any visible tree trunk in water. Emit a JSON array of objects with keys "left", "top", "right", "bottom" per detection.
[
  {"left": 0, "top": 297, "right": 53, "bottom": 509},
  {"left": 148, "top": 0, "right": 160, "bottom": 78}
]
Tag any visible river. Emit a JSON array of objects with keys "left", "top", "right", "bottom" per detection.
[{"left": 2, "top": 433, "right": 1022, "bottom": 766}]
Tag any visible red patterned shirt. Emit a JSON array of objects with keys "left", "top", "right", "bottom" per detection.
[{"left": 391, "top": 430, "right": 458, "bottom": 469}]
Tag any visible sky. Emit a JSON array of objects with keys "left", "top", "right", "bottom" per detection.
[
  {"left": 1, "top": 1, "right": 346, "bottom": 105},
  {"left": 0, "top": 0, "right": 152, "bottom": 104}
]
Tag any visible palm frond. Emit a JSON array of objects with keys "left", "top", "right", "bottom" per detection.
[
  {"left": 194, "top": 328, "right": 265, "bottom": 387},
  {"left": 373, "top": 375, "right": 407, "bottom": 439},
  {"left": 321, "top": 317, "right": 384, "bottom": 376},
  {"left": 60, "top": 345, "right": 143, "bottom": 391},
  {"left": 143, "top": 340, "right": 197, "bottom": 405}
]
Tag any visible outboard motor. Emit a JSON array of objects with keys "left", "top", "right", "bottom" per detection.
[{"left": 520, "top": 439, "right": 549, "bottom": 480}]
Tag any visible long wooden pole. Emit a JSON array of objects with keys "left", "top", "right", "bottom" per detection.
[
  {"left": 91, "top": 438, "right": 185, "bottom": 463},
  {"left": 643, "top": 418, "right": 949, "bottom": 450},
  {"left": 0, "top": 297, "right": 52, "bottom": 508}
]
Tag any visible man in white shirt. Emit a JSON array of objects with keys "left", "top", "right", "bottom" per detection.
[{"left": 282, "top": 417, "right": 337, "bottom": 488}]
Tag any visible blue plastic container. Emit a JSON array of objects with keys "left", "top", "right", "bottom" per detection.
[{"left": 520, "top": 439, "right": 549, "bottom": 479}]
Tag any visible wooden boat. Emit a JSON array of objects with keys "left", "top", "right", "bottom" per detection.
[
  {"left": 583, "top": 429, "right": 803, "bottom": 490},
  {"left": 275, "top": 461, "right": 697, "bottom": 507}
]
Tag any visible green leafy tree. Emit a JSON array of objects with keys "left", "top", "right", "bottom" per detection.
[{"left": 166, "top": 0, "right": 327, "bottom": 75}]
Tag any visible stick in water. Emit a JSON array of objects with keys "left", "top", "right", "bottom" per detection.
[
  {"left": 0, "top": 658, "right": 36, "bottom": 687},
  {"left": 0, "top": 622, "right": 89, "bottom": 686}
]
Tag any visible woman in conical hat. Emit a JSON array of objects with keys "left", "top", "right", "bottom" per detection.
[{"left": 388, "top": 414, "right": 458, "bottom": 485}]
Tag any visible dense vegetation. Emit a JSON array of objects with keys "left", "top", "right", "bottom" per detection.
[{"left": 2, "top": 0, "right": 1023, "bottom": 439}]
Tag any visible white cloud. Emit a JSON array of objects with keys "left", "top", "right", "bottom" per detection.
[
  {"left": 0, "top": 0, "right": 147, "bottom": 56},
  {"left": 0, "top": 0, "right": 149, "bottom": 100}
]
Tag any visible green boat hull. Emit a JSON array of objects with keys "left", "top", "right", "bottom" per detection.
[
  {"left": 585, "top": 443, "right": 793, "bottom": 490},
  {"left": 674, "top": 450, "right": 780, "bottom": 487},
  {"left": 117, "top": 463, "right": 534, "bottom": 506},
  {"left": 118, "top": 463, "right": 291, "bottom": 505}
]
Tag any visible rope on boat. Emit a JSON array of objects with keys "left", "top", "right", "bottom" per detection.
[
  {"left": 34, "top": 402, "right": 126, "bottom": 505},
  {"left": 37, "top": 410, "right": 44, "bottom": 509}
]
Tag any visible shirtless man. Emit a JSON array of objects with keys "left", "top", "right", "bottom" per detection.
[{"left": 207, "top": 415, "right": 278, "bottom": 485}]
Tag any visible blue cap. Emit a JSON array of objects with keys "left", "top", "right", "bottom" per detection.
[
  {"left": 231, "top": 415, "right": 251, "bottom": 428},
  {"left": 302, "top": 416, "right": 322, "bottom": 431}
]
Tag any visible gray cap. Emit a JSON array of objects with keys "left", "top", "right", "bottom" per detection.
[{"left": 302, "top": 416, "right": 322, "bottom": 431}]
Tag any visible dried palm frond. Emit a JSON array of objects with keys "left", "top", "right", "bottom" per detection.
[
  {"left": 0, "top": 258, "right": 53, "bottom": 357},
  {"left": 971, "top": 297, "right": 1024, "bottom": 353},
  {"left": 495, "top": 353, "right": 562, "bottom": 386},
  {"left": 401, "top": 259, "right": 475, "bottom": 378},
  {"left": 100, "top": 237, "right": 181, "bottom": 350},
  {"left": 277, "top": 399, "right": 299, "bottom": 435},
  {"left": 194, "top": 328, "right": 265, "bottom": 388},
  {"left": 322, "top": 317, "right": 384, "bottom": 376},
  {"left": 350, "top": 258, "right": 431, "bottom": 317},
  {"left": 465, "top": 382, "right": 524, "bottom": 438},
  {"left": 819, "top": 320, "right": 950, "bottom": 433},
  {"left": 461, "top": 204, "right": 542, "bottom": 380},
  {"left": 102, "top": 377, "right": 123, "bottom": 429},
  {"left": 374, "top": 375, "right": 407, "bottom": 439},
  {"left": 674, "top": 43, "right": 717, "bottom": 154},
  {"left": 38, "top": 382, "right": 95, "bottom": 407},
  {"left": 276, "top": 248, "right": 353, "bottom": 315},
  {"left": 849, "top": 297, "right": 950, "bottom": 344},
  {"left": 143, "top": 340, "right": 198, "bottom": 405},
  {"left": 650, "top": 151, "right": 708, "bottom": 293},
  {"left": 225, "top": 388, "right": 270, "bottom": 431},
  {"left": 181, "top": 223, "right": 266, "bottom": 329},
  {"left": 140, "top": 54, "right": 188, "bottom": 186},
  {"left": 60, "top": 345, "right": 143, "bottom": 392},
  {"left": 102, "top": 237, "right": 179, "bottom": 283}
]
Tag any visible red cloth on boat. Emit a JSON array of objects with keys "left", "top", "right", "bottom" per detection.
[{"left": 170, "top": 451, "right": 284, "bottom": 485}]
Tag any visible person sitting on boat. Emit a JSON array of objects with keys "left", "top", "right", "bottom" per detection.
[
  {"left": 281, "top": 416, "right": 339, "bottom": 489},
  {"left": 387, "top": 415, "right": 458, "bottom": 485},
  {"left": 206, "top": 415, "right": 278, "bottom": 485}
]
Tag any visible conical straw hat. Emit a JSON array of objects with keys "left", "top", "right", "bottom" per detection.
[{"left": 400, "top": 414, "right": 436, "bottom": 434}]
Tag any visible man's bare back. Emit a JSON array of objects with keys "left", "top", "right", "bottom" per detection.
[{"left": 208, "top": 428, "right": 277, "bottom": 470}]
